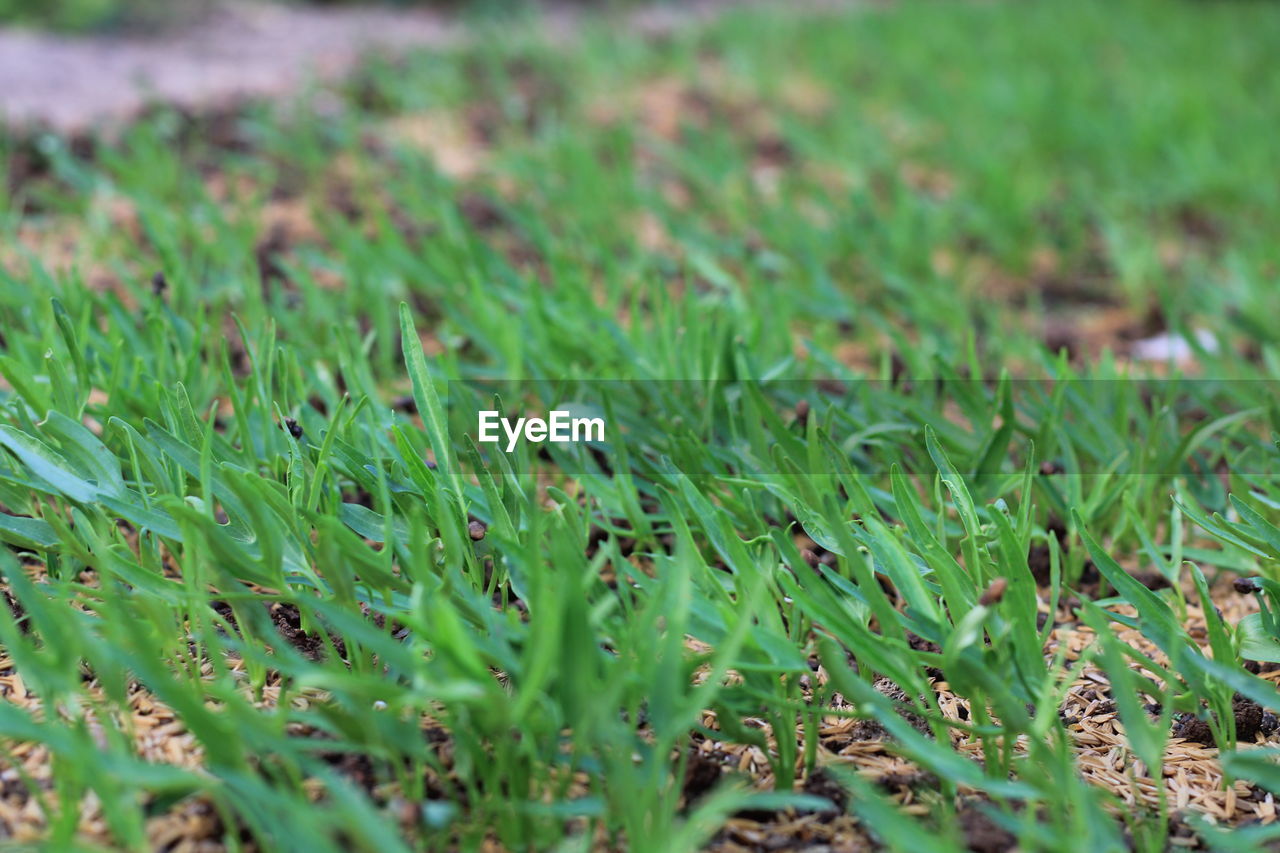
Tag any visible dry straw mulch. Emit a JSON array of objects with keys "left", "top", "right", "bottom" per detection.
[{"left": 0, "top": 572, "right": 1276, "bottom": 849}]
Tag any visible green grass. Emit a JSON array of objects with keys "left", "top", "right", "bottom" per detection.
[
  {"left": 0, "top": 0, "right": 208, "bottom": 31},
  {"left": 3, "top": 0, "right": 1280, "bottom": 850}
]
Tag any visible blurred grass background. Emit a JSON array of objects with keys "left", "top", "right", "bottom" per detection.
[
  {"left": 0, "top": 0, "right": 462, "bottom": 32},
  {"left": 0, "top": 0, "right": 594, "bottom": 34},
  {"left": 0, "top": 0, "right": 210, "bottom": 31}
]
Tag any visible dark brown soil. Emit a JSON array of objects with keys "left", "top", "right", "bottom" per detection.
[
  {"left": 801, "top": 767, "right": 849, "bottom": 815},
  {"left": 957, "top": 803, "right": 1017, "bottom": 853},
  {"left": 2, "top": 589, "right": 30, "bottom": 634},
  {"left": 209, "top": 599, "right": 238, "bottom": 626},
  {"left": 318, "top": 748, "right": 380, "bottom": 796},
  {"left": 1130, "top": 569, "right": 1171, "bottom": 591},
  {"left": 1075, "top": 560, "right": 1102, "bottom": 590},
  {"left": 269, "top": 601, "right": 346, "bottom": 661},
  {"left": 457, "top": 192, "right": 507, "bottom": 231},
  {"left": 875, "top": 769, "right": 938, "bottom": 793},
  {"left": 1027, "top": 543, "right": 1054, "bottom": 586},
  {"left": 843, "top": 717, "right": 890, "bottom": 742},
  {"left": 680, "top": 747, "right": 723, "bottom": 807},
  {"left": 1243, "top": 659, "right": 1280, "bottom": 675},
  {"left": 1236, "top": 697, "right": 1265, "bottom": 742},
  {"left": 871, "top": 677, "right": 933, "bottom": 737},
  {"left": 1173, "top": 695, "right": 1267, "bottom": 745},
  {"left": 906, "top": 631, "right": 944, "bottom": 680},
  {"left": 1172, "top": 713, "right": 1214, "bottom": 745},
  {"left": 255, "top": 221, "right": 292, "bottom": 288}
]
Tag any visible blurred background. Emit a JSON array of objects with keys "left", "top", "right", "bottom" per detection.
[
  {"left": 0, "top": 0, "right": 449, "bottom": 32},
  {"left": 3, "top": 0, "right": 1278, "bottom": 374},
  {"left": 0, "top": 0, "right": 699, "bottom": 135}
]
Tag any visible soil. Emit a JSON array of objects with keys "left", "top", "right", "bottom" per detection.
[
  {"left": 957, "top": 802, "right": 1017, "bottom": 853},
  {"left": 2, "top": 589, "right": 29, "bottom": 634},
  {"left": 870, "top": 676, "right": 933, "bottom": 737},
  {"left": 681, "top": 746, "right": 724, "bottom": 807},
  {"left": 268, "top": 601, "right": 346, "bottom": 661},
  {"left": 1173, "top": 694, "right": 1267, "bottom": 746},
  {"left": 1027, "top": 543, "right": 1056, "bottom": 586},
  {"left": 800, "top": 767, "right": 849, "bottom": 815},
  {"left": 906, "top": 631, "right": 944, "bottom": 679},
  {"left": 318, "top": 748, "right": 381, "bottom": 796}
]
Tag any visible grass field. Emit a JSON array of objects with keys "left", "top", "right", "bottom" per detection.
[{"left": 4, "top": 0, "right": 1280, "bottom": 850}]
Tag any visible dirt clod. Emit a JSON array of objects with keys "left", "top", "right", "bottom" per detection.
[
  {"left": 1174, "top": 713, "right": 1214, "bottom": 745},
  {"left": 801, "top": 767, "right": 848, "bottom": 815},
  {"left": 872, "top": 677, "right": 933, "bottom": 736},
  {"left": 2, "top": 589, "right": 29, "bottom": 634},
  {"left": 1173, "top": 695, "right": 1266, "bottom": 745},
  {"left": 957, "top": 803, "right": 1016, "bottom": 853},
  {"left": 1235, "top": 695, "right": 1265, "bottom": 742},
  {"left": 681, "top": 749, "right": 722, "bottom": 807},
  {"left": 318, "top": 748, "right": 380, "bottom": 797},
  {"left": 1027, "top": 543, "right": 1054, "bottom": 586},
  {"left": 269, "top": 602, "right": 343, "bottom": 661},
  {"left": 1234, "top": 577, "right": 1261, "bottom": 595},
  {"left": 1131, "top": 569, "right": 1170, "bottom": 591}
]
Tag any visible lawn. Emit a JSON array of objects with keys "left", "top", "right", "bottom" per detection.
[{"left": 3, "top": 0, "right": 1280, "bottom": 850}]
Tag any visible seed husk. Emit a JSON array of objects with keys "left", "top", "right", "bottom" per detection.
[{"left": 979, "top": 577, "right": 1008, "bottom": 606}]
